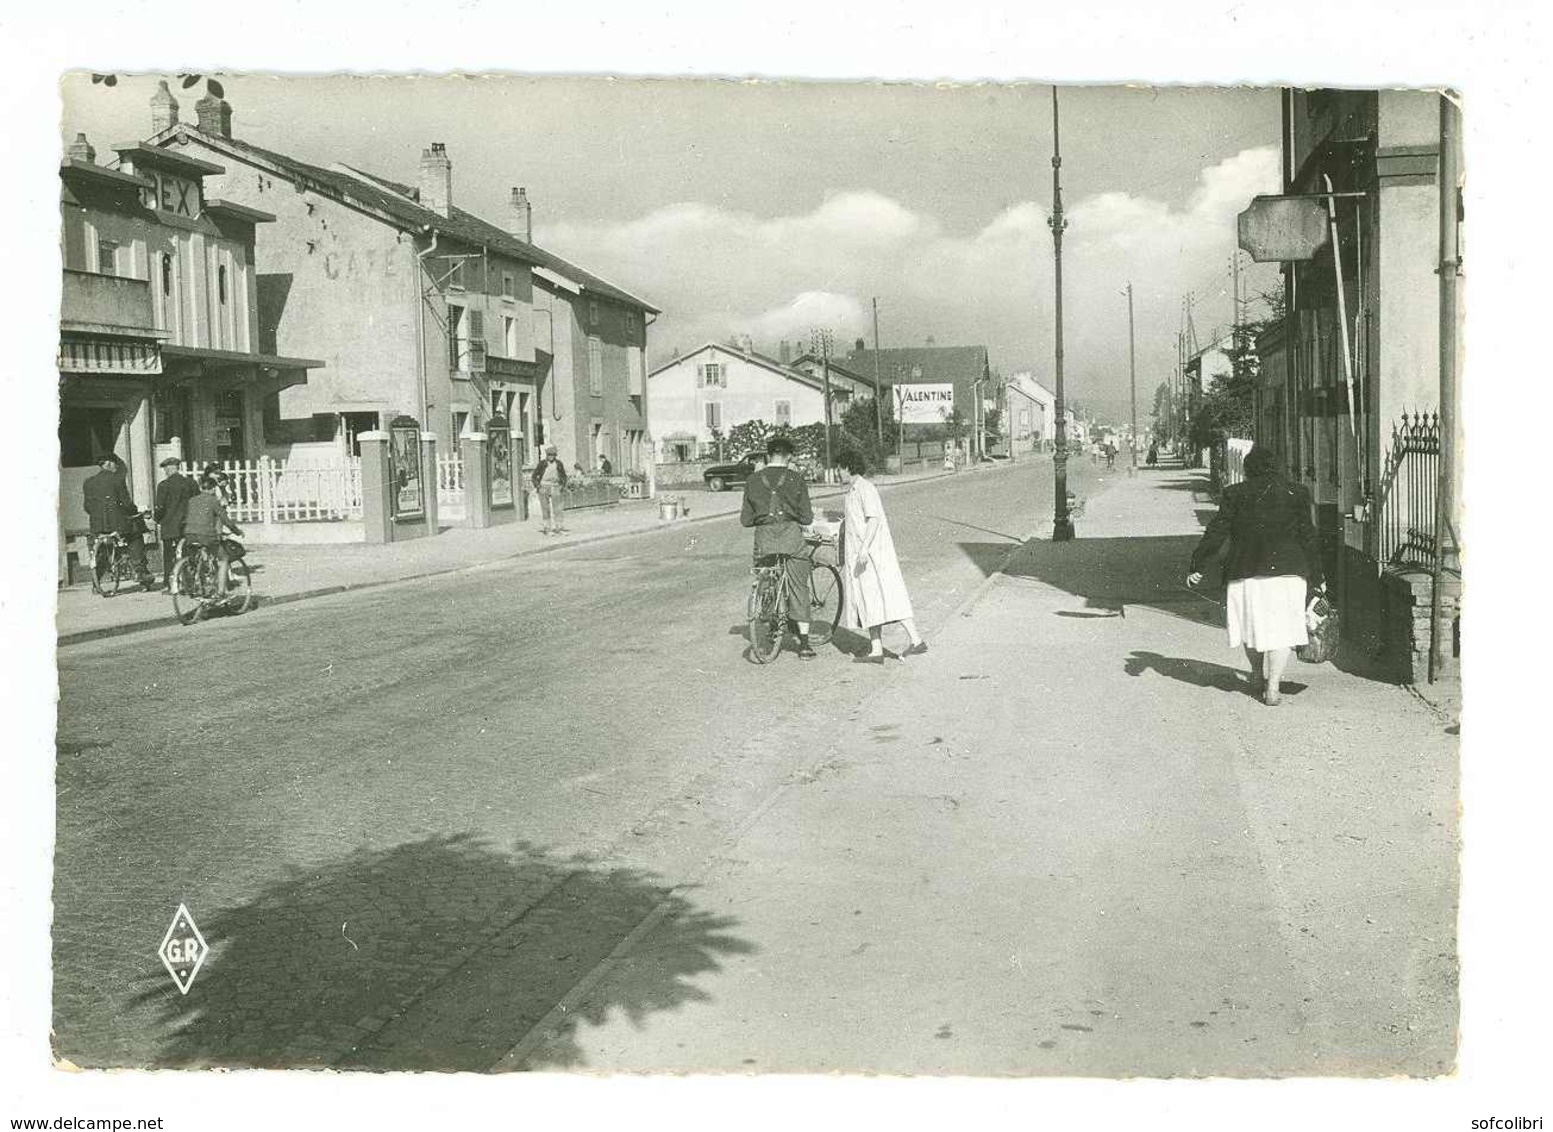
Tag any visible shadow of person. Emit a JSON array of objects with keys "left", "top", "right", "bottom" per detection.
[
  {"left": 124, "top": 834, "right": 753, "bottom": 1072},
  {"left": 1125, "top": 651, "right": 1308, "bottom": 698}
]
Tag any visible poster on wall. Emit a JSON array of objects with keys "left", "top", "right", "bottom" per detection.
[
  {"left": 488, "top": 418, "right": 514, "bottom": 509},
  {"left": 389, "top": 420, "right": 423, "bottom": 519},
  {"left": 894, "top": 383, "right": 955, "bottom": 425}
]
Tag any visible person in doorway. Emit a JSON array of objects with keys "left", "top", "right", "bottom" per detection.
[
  {"left": 82, "top": 454, "right": 155, "bottom": 589},
  {"left": 598, "top": 453, "right": 613, "bottom": 475},
  {"left": 531, "top": 444, "right": 569, "bottom": 534},
  {"left": 182, "top": 474, "right": 244, "bottom": 597},
  {"left": 839, "top": 450, "right": 926, "bottom": 664},
  {"left": 740, "top": 435, "right": 817, "bottom": 658},
  {"left": 152, "top": 456, "right": 199, "bottom": 590},
  {"left": 1188, "top": 444, "right": 1324, "bottom": 706}
]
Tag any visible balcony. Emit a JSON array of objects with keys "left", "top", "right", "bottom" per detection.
[{"left": 60, "top": 269, "right": 157, "bottom": 336}]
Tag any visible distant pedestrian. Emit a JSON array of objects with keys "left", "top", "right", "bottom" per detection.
[
  {"left": 598, "top": 454, "right": 613, "bottom": 475},
  {"left": 839, "top": 450, "right": 925, "bottom": 664},
  {"left": 1187, "top": 445, "right": 1324, "bottom": 706},
  {"left": 1147, "top": 442, "right": 1159, "bottom": 466},
  {"left": 152, "top": 456, "right": 199, "bottom": 589},
  {"left": 532, "top": 444, "right": 569, "bottom": 534}
]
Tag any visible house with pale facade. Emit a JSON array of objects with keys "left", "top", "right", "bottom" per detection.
[
  {"left": 1006, "top": 373, "right": 1057, "bottom": 447},
  {"left": 140, "top": 83, "right": 656, "bottom": 474},
  {"left": 57, "top": 129, "right": 319, "bottom": 581},
  {"left": 647, "top": 343, "right": 843, "bottom": 461}
]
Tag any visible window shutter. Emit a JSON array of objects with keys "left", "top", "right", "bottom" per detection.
[{"left": 470, "top": 309, "right": 484, "bottom": 339}]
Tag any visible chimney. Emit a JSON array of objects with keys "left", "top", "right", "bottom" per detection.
[
  {"left": 509, "top": 186, "right": 532, "bottom": 242},
  {"left": 150, "top": 80, "right": 180, "bottom": 133},
  {"left": 194, "top": 93, "right": 232, "bottom": 138},
  {"left": 778, "top": 340, "right": 790, "bottom": 363},
  {"left": 419, "top": 143, "right": 452, "bottom": 217},
  {"left": 65, "top": 133, "right": 96, "bottom": 164}
]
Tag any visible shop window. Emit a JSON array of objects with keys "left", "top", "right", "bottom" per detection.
[{"left": 342, "top": 411, "right": 380, "bottom": 457}]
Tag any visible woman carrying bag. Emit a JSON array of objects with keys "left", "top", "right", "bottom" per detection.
[{"left": 1187, "top": 445, "right": 1325, "bottom": 706}]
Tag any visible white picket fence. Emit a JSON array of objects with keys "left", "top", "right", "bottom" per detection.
[{"left": 205, "top": 457, "right": 363, "bottom": 524}]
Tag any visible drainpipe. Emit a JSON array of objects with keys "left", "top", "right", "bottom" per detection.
[
  {"left": 414, "top": 226, "right": 440, "bottom": 431},
  {"left": 1430, "top": 93, "right": 1462, "bottom": 683}
]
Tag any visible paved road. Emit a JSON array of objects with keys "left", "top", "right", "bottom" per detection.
[{"left": 55, "top": 458, "right": 1096, "bottom": 1069}]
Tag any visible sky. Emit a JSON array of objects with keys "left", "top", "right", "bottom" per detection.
[{"left": 61, "top": 74, "right": 1282, "bottom": 421}]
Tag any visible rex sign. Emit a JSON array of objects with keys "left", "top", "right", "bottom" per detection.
[
  {"left": 140, "top": 172, "right": 201, "bottom": 219},
  {"left": 894, "top": 383, "right": 955, "bottom": 425}
]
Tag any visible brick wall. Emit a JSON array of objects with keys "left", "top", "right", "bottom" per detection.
[{"left": 1381, "top": 568, "right": 1461, "bottom": 684}]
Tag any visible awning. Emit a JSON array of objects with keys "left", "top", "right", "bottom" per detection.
[
  {"left": 160, "top": 344, "right": 322, "bottom": 392},
  {"left": 58, "top": 337, "right": 162, "bottom": 375}
]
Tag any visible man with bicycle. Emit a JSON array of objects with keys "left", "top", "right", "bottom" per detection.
[
  {"left": 740, "top": 435, "right": 817, "bottom": 658},
  {"left": 82, "top": 454, "right": 155, "bottom": 589},
  {"left": 181, "top": 475, "right": 244, "bottom": 597}
]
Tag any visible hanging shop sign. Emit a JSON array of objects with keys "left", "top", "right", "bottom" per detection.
[{"left": 1237, "top": 195, "right": 1330, "bottom": 262}]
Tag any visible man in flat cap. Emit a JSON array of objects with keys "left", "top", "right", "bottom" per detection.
[
  {"left": 153, "top": 456, "right": 199, "bottom": 590},
  {"left": 530, "top": 444, "right": 569, "bottom": 534}
]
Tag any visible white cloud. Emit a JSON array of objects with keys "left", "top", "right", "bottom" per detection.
[{"left": 540, "top": 148, "right": 1281, "bottom": 416}]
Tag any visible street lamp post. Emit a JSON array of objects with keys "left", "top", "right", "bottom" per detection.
[
  {"left": 1048, "top": 87, "right": 1075, "bottom": 541},
  {"left": 812, "top": 327, "right": 835, "bottom": 476}
]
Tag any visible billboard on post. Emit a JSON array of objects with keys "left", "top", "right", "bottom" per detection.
[{"left": 894, "top": 383, "right": 955, "bottom": 425}]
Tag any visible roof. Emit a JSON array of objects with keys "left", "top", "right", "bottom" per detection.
[
  {"left": 649, "top": 342, "right": 831, "bottom": 394},
  {"left": 156, "top": 127, "right": 658, "bottom": 313},
  {"left": 844, "top": 345, "right": 990, "bottom": 386},
  {"left": 60, "top": 160, "right": 153, "bottom": 191},
  {"left": 112, "top": 142, "right": 225, "bottom": 177},
  {"left": 788, "top": 352, "right": 876, "bottom": 388}
]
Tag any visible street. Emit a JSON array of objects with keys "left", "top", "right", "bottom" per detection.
[{"left": 51, "top": 458, "right": 1457, "bottom": 1076}]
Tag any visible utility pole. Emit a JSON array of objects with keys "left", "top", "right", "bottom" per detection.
[
  {"left": 871, "top": 298, "right": 884, "bottom": 444},
  {"left": 1047, "top": 87, "right": 1075, "bottom": 541},
  {"left": 812, "top": 327, "right": 835, "bottom": 476},
  {"left": 1126, "top": 281, "right": 1137, "bottom": 470}
]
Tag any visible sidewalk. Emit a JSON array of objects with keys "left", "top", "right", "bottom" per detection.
[
  {"left": 509, "top": 463, "right": 1460, "bottom": 1075},
  {"left": 56, "top": 459, "right": 1004, "bottom": 646}
]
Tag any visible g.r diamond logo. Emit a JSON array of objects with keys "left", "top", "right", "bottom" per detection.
[{"left": 158, "top": 903, "right": 208, "bottom": 995}]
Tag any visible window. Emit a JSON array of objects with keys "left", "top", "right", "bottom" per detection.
[
  {"left": 448, "top": 260, "right": 466, "bottom": 290},
  {"left": 218, "top": 264, "right": 228, "bottom": 305},
  {"left": 502, "top": 271, "right": 515, "bottom": 300},
  {"left": 775, "top": 399, "right": 792, "bottom": 427},
  {"left": 626, "top": 309, "right": 639, "bottom": 338},
  {"left": 627, "top": 345, "right": 645, "bottom": 395},
  {"left": 97, "top": 238, "right": 119, "bottom": 276},
  {"left": 588, "top": 335, "right": 603, "bottom": 396},
  {"left": 161, "top": 253, "right": 173, "bottom": 296},
  {"left": 447, "top": 304, "right": 465, "bottom": 370},
  {"left": 588, "top": 299, "right": 600, "bottom": 327},
  {"left": 704, "top": 402, "right": 721, "bottom": 430},
  {"left": 698, "top": 363, "right": 725, "bottom": 389},
  {"left": 504, "top": 316, "right": 518, "bottom": 358}
]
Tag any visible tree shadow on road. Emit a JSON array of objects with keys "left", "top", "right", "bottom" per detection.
[{"left": 123, "top": 834, "right": 753, "bottom": 1071}]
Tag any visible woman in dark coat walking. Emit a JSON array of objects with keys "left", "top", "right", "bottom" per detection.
[{"left": 1188, "top": 445, "right": 1324, "bottom": 705}]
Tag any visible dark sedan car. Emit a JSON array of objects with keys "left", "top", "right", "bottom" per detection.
[{"left": 703, "top": 452, "right": 767, "bottom": 492}]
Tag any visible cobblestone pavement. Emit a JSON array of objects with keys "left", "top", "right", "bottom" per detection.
[{"left": 54, "top": 458, "right": 1097, "bottom": 1069}]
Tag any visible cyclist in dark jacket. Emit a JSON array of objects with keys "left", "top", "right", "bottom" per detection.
[
  {"left": 740, "top": 435, "right": 816, "bottom": 658},
  {"left": 82, "top": 455, "right": 153, "bottom": 586},
  {"left": 183, "top": 476, "right": 244, "bottom": 597},
  {"left": 153, "top": 457, "right": 200, "bottom": 589}
]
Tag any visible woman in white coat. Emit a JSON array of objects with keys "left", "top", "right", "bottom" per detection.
[{"left": 840, "top": 450, "right": 926, "bottom": 664}]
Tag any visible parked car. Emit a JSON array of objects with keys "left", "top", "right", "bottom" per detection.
[{"left": 703, "top": 452, "right": 767, "bottom": 492}]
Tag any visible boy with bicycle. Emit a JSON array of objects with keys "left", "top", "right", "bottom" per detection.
[
  {"left": 740, "top": 435, "right": 816, "bottom": 658},
  {"left": 181, "top": 475, "right": 244, "bottom": 597}
]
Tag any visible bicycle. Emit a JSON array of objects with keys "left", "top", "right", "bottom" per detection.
[
  {"left": 170, "top": 538, "right": 255, "bottom": 625},
  {"left": 88, "top": 512, "right": 154, "bottom": 597},
  {"left": 747, "top": 535, "right": 844, "bottom": 664}
]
